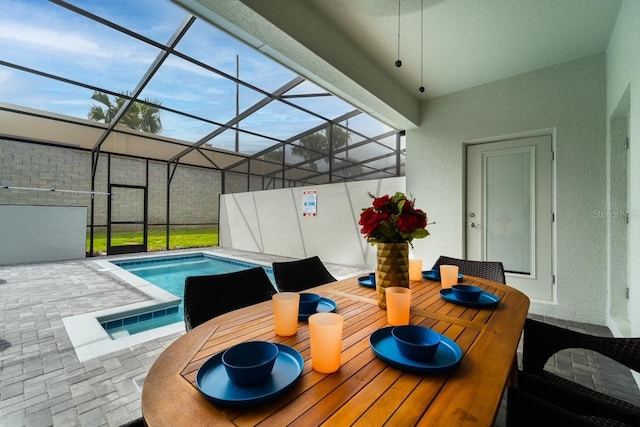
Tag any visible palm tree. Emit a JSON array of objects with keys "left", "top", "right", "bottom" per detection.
[
  {"left": 88, "top": 91, "right": 163, "bottom": 134},
  {"left": 138, "top": 102, "right": 162, "bottom": 134},
  {"left": 87, "top": 92, "right": 117, "bottom": 124}
]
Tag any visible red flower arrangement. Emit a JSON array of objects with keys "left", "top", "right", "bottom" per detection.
[{"left": 359, "top": 192, "right": 429, "bottom": 245}]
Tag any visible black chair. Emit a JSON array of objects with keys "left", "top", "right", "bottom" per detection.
[
  {"left": 431, "top": 255, "right": 506, "bottom": 284},
  {"left": 507, "top": 387, "right": 610, "bottom": 427},
  {"left": 183, "top": 267, "right": 276, "bottom": 331},
  {"left": 118, "top": 417, "right": 145, "bottom": 427},
  {"left": 513, "top": 318, "right": 640, "bottom": 426},
  {"left": 272, "top": 256, "right": 337, "bottom": 292}
]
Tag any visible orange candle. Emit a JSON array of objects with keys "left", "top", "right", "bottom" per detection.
[
  {"left": 272, "top": 292, "right": 300, "bottom": 336},
  {"left": 308, "top": 312, "right": 343, "bottom": 373},
  {"left": 386, "top": 287, "right": 411, "bottom": 326},
  {"left": 409, "top": 259, "right": 423, "bottom": 281},
  {"left": 440, "top": 265, "right": 459, "bottom": 289}
]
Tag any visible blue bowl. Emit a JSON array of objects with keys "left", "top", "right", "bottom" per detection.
[
  {"left": 451, "top": 284, "right": 483, "bottom": 302},
  {"left": 369, "top": 272, "right": 376, "bottom": 285},
  {"left": 222, "top": 341, "right": 279, "bottom": 385},
  {"left": 391, "top": 325, "right": 441, "bottom": 361},
  {"left": 299, "top": 293, "right": 321, "bottom": 314}
]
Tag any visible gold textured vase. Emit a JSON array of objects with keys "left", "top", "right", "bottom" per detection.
[{"left": 375, "top": 242, "right": 410, "bottom": 309}]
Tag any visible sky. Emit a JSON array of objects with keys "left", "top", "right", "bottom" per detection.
[{"left": 0, "top": 0, "right": 393, "bottom": 156}]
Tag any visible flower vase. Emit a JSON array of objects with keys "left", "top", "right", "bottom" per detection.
[{"left": 375, "top": 242, "right": 410, "bottom": 309}]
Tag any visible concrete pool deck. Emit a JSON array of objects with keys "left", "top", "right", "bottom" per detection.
[
  {"left": 1, "top": 248, "right": 639, "bottom": 426},
  {"left": 0, "top": 248, "right": 369, "bottom": 426},
  {"left": 64, "top": 251, "right": 273, "bottom": 363}
]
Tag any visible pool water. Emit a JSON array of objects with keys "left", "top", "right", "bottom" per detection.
[
  {"left": 117, "top": 253, "right": 275, "bottom": 298},
  {"left": 103, "top": 253, "right": 275, "bottom": 338}
]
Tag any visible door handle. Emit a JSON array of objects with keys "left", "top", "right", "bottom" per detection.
[{"left": 468, "top": 222, "right": 479, "bottom": 228}]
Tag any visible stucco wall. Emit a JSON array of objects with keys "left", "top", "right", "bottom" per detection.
[
  {"left": 0, "top": 206, "right": 87, "bottom": 265},
  {"left": 607, "top": 0, "right": 640, "bottom": 336},
  {"left": 406, "top": 54, "right": 607, "bottom": 324},
  {"left": 219, "top": 177, "right": 406, "bottom": 267}
]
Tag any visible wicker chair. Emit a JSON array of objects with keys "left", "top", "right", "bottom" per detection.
[
  {"left": 431, "top": 255, "right": 506, "bottom": 284},
  {"left": 272, "top": 256, "right": 336, "bottom": 292},
  {"left": 512, "top": 318, "right": 640, "bottom": 426},
  {"left": 183, "top": 267, "right": 276, "bottom": 331},
  {"left": 118, "top": 417, "right": 145, "bottom": 427},
  {"left": 507, "top": 387, "right": 611, "bottom": 427}
]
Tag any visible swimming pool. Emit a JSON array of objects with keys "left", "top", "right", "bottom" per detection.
[
  {"left": 101, "top": 253, "right": 275, "bottom": 338},
  {"left": 115, "top": 253, "right": 275, "bottom": 298}
]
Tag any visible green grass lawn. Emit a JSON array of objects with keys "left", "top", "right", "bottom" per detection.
[{"left": 89, "top": 226, "right": 218, "bottom": 254}]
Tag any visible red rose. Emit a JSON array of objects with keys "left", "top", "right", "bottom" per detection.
[
  {"left": 359, "top": 208, "right": 374, "bottom": 225},
  {"left": 359, "top": 209, "right": 389, "bottom": 235},
  {"left": 414, "top": 209, "right": 427, "bottom": 228},
  {"left": 396, "top": 213, "right": 421, "bottom": 233},
  {"left": 372, "top": 195, "right": 391, "bottom": 210}
]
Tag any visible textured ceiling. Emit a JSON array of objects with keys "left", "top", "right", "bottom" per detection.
[{"left": 306, "top": 0, "right": 622, "bottom": 99}]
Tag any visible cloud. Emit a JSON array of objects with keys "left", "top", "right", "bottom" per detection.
[
  {"left": 51, "top": 98, "right": 92, "bottom": 106},
  {"left": 0, "top": 68, "right": 11, "bottom": 85},
  {"left": 0, "top": 21, "right": 112, "bottom": 59},
  {"left": 162, "top": 55, "right": 226, "bottom": 79}
]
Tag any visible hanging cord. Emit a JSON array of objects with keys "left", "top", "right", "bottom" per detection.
[
  {"left": 395, "top": 0, "right": 402, "bottom": 67},
  {"left": 419, "top": 0, "right": 425, "bottom": 93}
]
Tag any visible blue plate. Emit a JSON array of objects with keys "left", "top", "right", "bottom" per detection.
[
  {"left": 369, "top": 327, "right": 462, "bottom": 374},
  {"left": 422, "top": 269, "right": 463, "bottom": 282},
  {"left": 357, "top": 275, "right": 375, "bottom": 288},
  {"left": 298, "top": 297, "right": 337, "bottom": 320},
  {"left": 196, "top": 343, "right": 303, "bottom": 408},
  {"left": 439, "top": 288, "right": 500, "bottom": 308}
]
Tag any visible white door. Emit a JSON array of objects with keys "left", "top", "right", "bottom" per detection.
[{"left": 466, "top": 135, "right": 554, "bottom": 301}]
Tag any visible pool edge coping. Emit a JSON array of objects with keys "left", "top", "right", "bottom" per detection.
[{"left": 62, "top": 250, "right": 271, "bottom": 362}]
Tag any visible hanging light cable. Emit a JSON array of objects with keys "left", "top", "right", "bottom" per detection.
[
  {"left": 418, "top": 0, "right": 425, "bottom": 93},
  {"left": 395, "top": 0, "right": 402, "bottom": 67}
]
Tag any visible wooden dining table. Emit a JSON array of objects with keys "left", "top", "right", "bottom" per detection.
[{"left": 141, "top": 273, "right": 529, "bottom": 426}]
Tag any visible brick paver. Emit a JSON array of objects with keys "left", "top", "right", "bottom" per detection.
[
  {"left": 0, "top": 249, "right": 368, "bottom": 426},
  {"left": 0, "top": 256, "right": 166, "bottom": 426}
]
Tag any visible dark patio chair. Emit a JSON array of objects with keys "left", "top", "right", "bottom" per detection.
[
  {"left": 272, "top": 256, "right": 336, "bottom": 292},
  {"left": 507, "top": 387, "right": 612, "bottom": 427},
  {"left": 431, "top": 255, "right": 506, "bottom": 284},
  {"left": 118, "top": 417, "right": 145, "bottom": 427},
  {"left": 512, "top": 318, "right": 640, "bottom": 426},
  {"left": 183, "top": 267, "right": 276, "bottom": 331}
]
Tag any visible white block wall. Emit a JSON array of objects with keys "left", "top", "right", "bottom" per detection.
[{"left": 219, "top": 177, "right": 407, "bottom": 268}]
